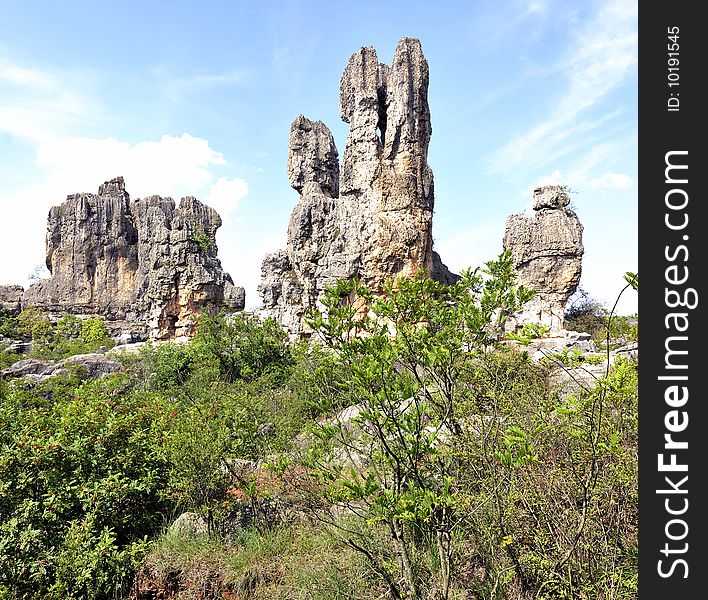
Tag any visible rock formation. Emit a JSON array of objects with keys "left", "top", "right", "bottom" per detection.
[
  {"left": 259, "top": 38, "right": 457, "bottom": 337},
  {"left": 503, "top": 185, "right": 584, "bottom": 333},
  {"left": 1, "top": 352, "right": 121, "bottom": 382},
  {"left": 0, "top": 285, "right": 24, "bottom": 316},
  {"left": 21, "top": 177, "right": 244, "bottom": 339}
]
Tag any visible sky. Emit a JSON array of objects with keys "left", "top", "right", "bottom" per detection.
[{"left": 0, "top": 0, "right": 638, "bottom": 315}]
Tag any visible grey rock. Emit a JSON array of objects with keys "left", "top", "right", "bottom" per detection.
[
  {"left": 169, "top": 512, "right": 209, "bottom": 537},
  {"left": 503, "top": 184, "right": 584, "bottom": 334},
  {"left": 115, "top": 331, "right": 144, "bottom": 345},
  {"left": 108, "top": 341, "right": 148, "bottom": 355},
  {"left": 61, "top": 353, "right": 121, "bottom": 378},
  {"left": 1, "top": 358, "right": 53, "bottom": 378},
  {"left": 614, "top": 342, "right": 638, "bottom": 363},
  {"left": 0, "top": 285, "right": 24, "bottom": 315},
  {"left": 1, "top": 352, "right": 120, "bottom": 381},
  {"left": 288, "top": 116, "right": 339, "bottom": 198},
  {"left": 22, "top": 177, "right": 245, "bottom": 339},
  {"left": 551, "top": 362, "right": 608, "bottom": 394},
  {"left": 4, "top": 340, "right": 32, "bottom": 354},
  {"left": 532, "top": 185, "right": 571, "bottom": 210},
  {"left": 260, "top": 38, "right": 457, "bottom": 337}
]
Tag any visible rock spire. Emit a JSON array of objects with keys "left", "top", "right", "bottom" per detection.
[
  {"left": 259, "top": 38, "right": 457, "bottom": 337},
  {"left": 503, "top": 185, "right": 584, "bottom": 333}
]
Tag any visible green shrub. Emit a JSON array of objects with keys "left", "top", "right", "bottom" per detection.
[
  {"left": 191, "top": 311, "right": 293, "bottom": 383},
  {"left": 0, "top": 308, "right": 19, "bottom": 339},
  {"left": 13, "top": 310, "right": 114, "bottom": 359},
  {"left": 0, "top": 373, "right": 170, "bottom": 598},
  {"left": 304, "top": 254, "right": 534, "bottom": 599},
  {"left": 141, "top": 341, "right": 196, "bottom": 391},
  {"left": 564, "top": 289, "right": 638, "bottom": 350}
]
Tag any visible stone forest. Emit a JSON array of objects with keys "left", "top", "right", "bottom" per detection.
[{"left": 0, "top": 39, "right": 637, "bottom": 600}]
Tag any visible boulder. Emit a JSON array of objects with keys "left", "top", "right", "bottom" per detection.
[
  {"left": 1, "top": 352, "right": 121, "bottom": 381},
  {"left": 0, "top": 285, "right": 24, "bottom": 315}
]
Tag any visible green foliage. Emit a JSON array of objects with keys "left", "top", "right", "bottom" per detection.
[
  {"left": 140, "top": 340, "right": 196, "bottom": 391},
  {"left": 16, "top": 307, "right": 54, "bottom": 354},
  {"left": 191, "top": 311, "right": 293, "bottom": 383},
  {"left": 546, "top": 347, "right": 585, "bottom": 367},
  {"left": 159, "top": 382, "right": 262, "bottom": 529},
  {"left": 564, "top": 288, "right": 638, "bottom": 350},
  {"left": 13, "top": 309, "right": 114, "bottom": 359},
  {"left": 0, "top": 308, "right": 19, "bottom": 339},
  {"left": 0, "top": 373, "right": 170, "bottom": 598},
  {"left": 79, "top": 317, "right": 112, "bottom": 345},
  {"left": 0, "top": 258, "right": 638, "bottom": 599},
  {"left": 624, "top": 271, "right": 638, "bottom": 291},
  {"left": 304, "top": 253, "right": 534, "bottom": 599},
  {"left": 506, "top": 322, "right": 549, "bottom": 345},
  {"left": 49, "top": 515, "right": 149, "bottom": 600},
  {"left": 451, "top": 346, "right": 637, "bottom": 599},
  {"left": 300, "top": 255, "right": 637, "bottom": 599},
  {"left": 193, "top": 232, "right": 212, "bottom": 252}
]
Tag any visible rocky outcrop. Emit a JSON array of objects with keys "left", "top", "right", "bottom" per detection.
[
  {"left": 1, "top": 353, "right": 121, "bottom": 382},
  {"left": 0, "top": 285, "right": 24, "bottom": 315},
  {"left": 259, "top": 38, "right": 456, "bottom": 337},
  {"left": 503, "top": 185, "right": 584, "bottom": 333},
  {"left": 22, "top": 177, "right": 244, "bottom": 339}
]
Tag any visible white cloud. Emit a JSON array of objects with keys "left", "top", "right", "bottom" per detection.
[
  {"left": 0, "top": 57, "right": 54, "bottom": 88},
  {"left": 206, "top": 177, "right": 249, "bottom": 220},
  {"left": 488, "top": 0, "right": 637, "bottom": 175},
  {"left": 35, "top": 133, "right": 228, "bottom": 196}
]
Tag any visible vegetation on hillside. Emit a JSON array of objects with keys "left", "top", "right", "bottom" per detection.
[{"left": 0, "top": 255, "right": 638, "bottom": 599}]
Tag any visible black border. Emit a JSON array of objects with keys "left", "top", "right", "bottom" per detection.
[{"left": 638, "top": 3, "right": 705, "bottom": 596}]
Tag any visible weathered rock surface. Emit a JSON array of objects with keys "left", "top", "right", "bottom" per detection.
[
  {"left": 259, "top": 38, "right": 457, "bottom": 336},
  {"left": 1, "top": 353, "right": 121, "bottom": 381},
  {"left": 503, "top": 185, "right": 583, "bottom": 334},
  {"left": 0, "top": 285, "right": 24, "bottom": 315},
  {"left": 2, "top": 340, "right": 32, "bottom": 354},
  {"left": 22, "top": 177, "right": 244, "bottom": 339}
]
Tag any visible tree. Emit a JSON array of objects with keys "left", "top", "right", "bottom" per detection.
[
  {"left": 303, "top": 253, "right": 533, "bottom": 599},
  {"left": 191, "top": 311, "right": 293, "bottom": 383}
]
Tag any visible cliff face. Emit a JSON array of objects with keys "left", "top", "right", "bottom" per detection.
[
  {"left": 259, "top": 38, "right": 457, "bottom": 337},
  {"left": 503, "top": 185, "right": 584, "bottom": 333},
  {"left": 22, "top": 177, "right": 244, "bottom": 339}
]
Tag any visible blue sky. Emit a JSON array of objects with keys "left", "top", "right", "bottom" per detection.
[{"left": 0, "top": 0, "right": 637, "bottom": 314}]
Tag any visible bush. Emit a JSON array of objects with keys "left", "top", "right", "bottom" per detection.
[
  {"left": 304, "top": 254, "right": 534, "bottom": 599},
  {"left": 13, "top": 310, "right": 114, "bottom": 359},
  {"left": 0, "top": 373, "right": 170, "bottom": 598},
  {"left": 191, "top": 311, "right": 293, "bottom": 383},
  {"left": 0, "top": 308, "right": 19, "bottom": 339},
  {"left": 564, "top": 288, "right": 637, "bottom": 350}
]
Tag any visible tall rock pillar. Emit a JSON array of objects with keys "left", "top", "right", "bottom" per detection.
[{"left": 503, "top": 185, "right": 584, "bottom": 333}]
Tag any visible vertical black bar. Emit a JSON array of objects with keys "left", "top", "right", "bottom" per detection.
[{"left": 639, "top": 2, "right": 704, "bottom": 597}]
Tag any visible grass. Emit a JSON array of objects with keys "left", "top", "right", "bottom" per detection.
[{"left": 135, "top": 522, "right": 383, "bottom": 599}]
